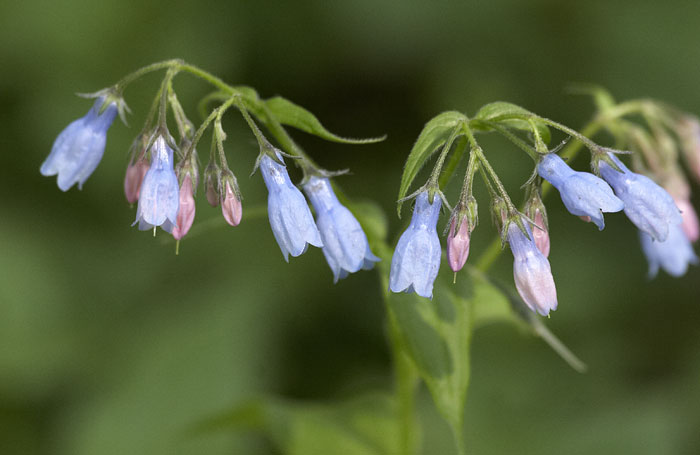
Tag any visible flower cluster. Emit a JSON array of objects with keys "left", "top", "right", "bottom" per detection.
[
  {"left": 40, "top": 66, "right": 698, "bottom": 319},
  {"left": 41, "top": 70, "right": 379, "bottom": 282},
  {"left": 389, "top": 97, "right": 698, "bottom": 316}
]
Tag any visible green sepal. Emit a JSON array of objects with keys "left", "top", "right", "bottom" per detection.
[
  {"left": 397, "top": 111, "right": 467, "bottom": 217},
  {"left": 473, "top": 102, "right": 551, "bottom": 144},
  {"left": 263, "top": 96, "right": 385, "bottom": 144}
]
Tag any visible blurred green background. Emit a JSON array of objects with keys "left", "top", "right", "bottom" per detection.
[{"left": 1, "top": 0, "right": 699, "bottom": 453}]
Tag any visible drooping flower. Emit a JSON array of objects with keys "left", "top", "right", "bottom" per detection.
[
  {"left": 389, "top": 191, "right": 442, "bottom": 298},
  {"left": 303, "top": 176, "right": 380, "bottom": 282},
  {"left": 221, "top": 172, "right": 242, "bottom": 227},
  {"left": 537, "top": 153, "right": 624, "bottom": 230},
  {"left": 599, "top": 152, "right": 682, "bottom": 241},
  {"left": 172, "top": 174, "right": 195, "bottom": 240},
  {"left": 507, "top": 220, "right": 558, "bottom": 316},
  {"left": 41, "top": 97, "right": 118, "bottom": 191},
  {"left": 260, "top": 152, "right": 322, "bottom": 261},
  {"left": 639, "top": 224, "right": 699, "bottom": 278},
  {"left": 133, "top": 136, "right": 180, "bottom": 233}
]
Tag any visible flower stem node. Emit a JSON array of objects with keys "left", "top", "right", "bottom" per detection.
[
  {"left": 132, "top": 136, "right": 180, "bottom": 233},
  {"left": 41, "top": 97, "right": 118, "bottom": 191},
  {"left": 537, "top": 153, "right": 623, "bottom": 230},
  {"left": 507, "top": 220, "right": 558, "bottom": 316},
  {"left": 598, "top": 152, "right": 682, "bottom": 242},
  {"left": 260, "top": 152, "right": 322, "bottom": 261},
  {"left": 390, "top": 191, "right": 442, "bottom": 299},
  {"left": 303, "top": 176, "right": 380, "bottom": 282}
]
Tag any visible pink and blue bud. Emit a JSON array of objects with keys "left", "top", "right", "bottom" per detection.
[
  {"left": 389, "top": 191, "right": 442, "bottom": 298},
  {"left": 303, "top": 176, "right": 380, "bottom": 282},
  {"left": 41, "top": 97, "right": 118, "bottom": 191},
  {"left": 133, "top": 136, "right": 180, "bottom": 233},
  {"left": 532, "top": 209, "right": 550, "bottom": 257},
  {"left": 260, "top": 152, "right": 322, "bottom": 261},
  {"left": 599, "top": 153, "right": 682, "bottom": 242},
  {"left": 537, "top": 153, "right": 623, "bottom": 230},
  {"left": 674, "top": 197, "right": 699, "bottom": 243},
  {"left": 507, "top": 219, "right": 558, "bottom": 316},
  {"left": 639, "top": 224, "right": 698, "bottom": 278},
  {"left": 220, "top": 170, "right": 242, "bottom": 227},
  {"left": 172, "top": 174, "right": 196, "bottom": 240},
  {"left": 446, "top": 197, "right": 477, "bottom": 273}
]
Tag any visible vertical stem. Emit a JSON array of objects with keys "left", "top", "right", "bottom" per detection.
[{"left": 387, "top": 306, "right": 420, "bottom": 455}]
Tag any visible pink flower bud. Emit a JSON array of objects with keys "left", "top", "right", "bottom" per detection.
[
  {"left": 446, "top": 217, "right": 470, "bottom": 273},
  {"left": 674, "top": 197, "right": 699, "bottom": 242},
  {"left": 124, "top": 159, "right": 150, "bottom": 204},
  {"left": 221, "top": 181, "right": 242, "bottom": 226},
  {"left": 206, "top": 179, "right": 219, "bottom": 207},
  {"left": 172, "top": 175, "right": 196, "bottom": 240},
  {"left": 507, "top": 221, "right": 558, "bottom": 316},
  {"left": 532, "top": 209, "right": 550, "bottom": 257},
  {"left": 579, "top": 215, "right": 592, "bottom": 223}
]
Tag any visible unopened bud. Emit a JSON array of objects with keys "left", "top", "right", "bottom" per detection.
[
  {"left": 673, "top": 197, "right": 699, "bottom": 242},
  {"left": 221, "top": 172, "right": 242, "bottom": 227},
  {"left": 523, "top": 189, "right": 549, "bottom": 257},
  {"left": 172, "top": 175, "right": 196, "bottom": 240},
  {"left": 124, "top": 158, "right": 150, "bottom": 204},
  {"left": 447, "top": 217, "right": 470, "bottom": 273},
  {"left": 532, "top": 209, "right": 550, "bottom": 257},
  {"left": 204, "top": 161, "right": 221, "bottom": 207}
]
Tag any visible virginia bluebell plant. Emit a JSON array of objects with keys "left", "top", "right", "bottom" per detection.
[{"left": 41, "top": 63, "right": 698, "bottom": 455}]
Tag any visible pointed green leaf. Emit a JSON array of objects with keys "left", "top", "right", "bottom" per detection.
[
  {"left": 264, "top": 96, "right": 385, "bottom": 144},
  {"left": 379, "top": 257, "right": 512, "bottom": 438},
  {"left": 397, "top": 111, "right": 467, "bottom": 216},
  {"left": 474, "top": 101, "right": 551, "bottom": 144}
]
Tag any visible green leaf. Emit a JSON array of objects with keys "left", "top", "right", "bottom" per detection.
[
  {"left": 473, "top": 101, "right": 551, "bottom": 144},
  {"left": 380, "top": 260, "right": 510, "bottom": 440},
  {"left": 264, "top": 96, "right": 385, "bottom": 144},
  {"left": 190, "top": 394, "right": 400, "bottom": 455},
  {"left": 397, "top": 111, "right": 467, "bottom": 216}
]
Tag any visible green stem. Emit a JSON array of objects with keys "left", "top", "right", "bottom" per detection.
[
  {"left": 114, "top": 59, "right": 182, "bottom": 92},
  {"left": 428, "top": 123, "right": 463, "bottom": 193},
  {"left": 184, "top": 96, "right": 238, "bottom": 162},
  {"left": 472, "top": 120, "right": 537, "bottom": 160},
  {"left": 438, "top": 136, "right": 468, "bottom": 190},
  {"left": 233, "top": 97, "right": 269, "bottom": 149}
]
